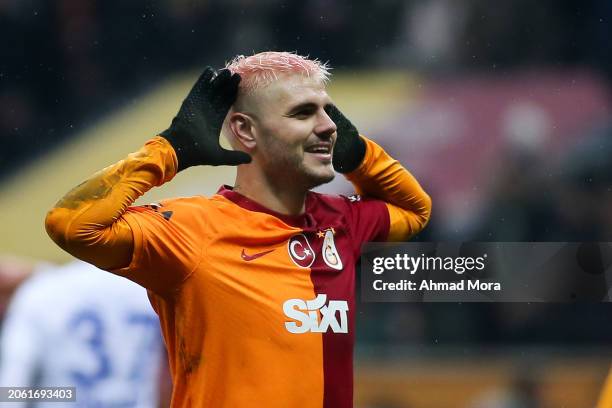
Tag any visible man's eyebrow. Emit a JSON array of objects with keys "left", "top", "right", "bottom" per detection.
[{"left": 285, "top": 102, "right": 319, "bottom": 115}]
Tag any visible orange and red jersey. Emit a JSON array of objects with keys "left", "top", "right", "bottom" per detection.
[{"left": 45, "top": 136, "right": 431, "bottom": 407}]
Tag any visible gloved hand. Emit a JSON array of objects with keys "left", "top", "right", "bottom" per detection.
[
  {"left": 325, "top": 105, "right": 366, "bottom": 173},
  {"left": 161, "top": 67, "right": 251, "bottom": 171}
]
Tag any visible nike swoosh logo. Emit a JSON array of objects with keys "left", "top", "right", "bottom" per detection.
[{"left": 241, "top": 248, "right": 275, "bottom": 261}]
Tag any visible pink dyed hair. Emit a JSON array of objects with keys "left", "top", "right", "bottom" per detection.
[{"left": 225, "top": 51, "right": 331, "bottom": 93}]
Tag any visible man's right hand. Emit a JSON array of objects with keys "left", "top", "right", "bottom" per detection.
[{"left": 161, "top": 67, "right": 252, "bottom": 171}]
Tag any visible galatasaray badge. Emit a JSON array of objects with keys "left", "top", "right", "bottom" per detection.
[{"left": 322, "top": 230, "right": 343, "bottom": 270}]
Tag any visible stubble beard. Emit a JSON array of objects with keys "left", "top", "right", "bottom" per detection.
[{"left": 265, "top": 150, "right": 335, "bottom": 191}]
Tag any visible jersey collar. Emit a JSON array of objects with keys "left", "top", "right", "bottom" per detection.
[{"left": 216, "top": 185, "right": 316, "bottom": 228}]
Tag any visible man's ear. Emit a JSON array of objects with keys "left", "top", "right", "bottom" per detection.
[{"left": 228, "top": 112, "right": 256, "bottom": 150}]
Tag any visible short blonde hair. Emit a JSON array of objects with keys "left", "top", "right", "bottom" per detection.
[{"left": 225, "top": 51, "right": 331, "bottom": 93}]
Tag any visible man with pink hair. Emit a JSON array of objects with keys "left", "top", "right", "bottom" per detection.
[{"left": 45, "top": 51, "right": 431, "bottom": 407}]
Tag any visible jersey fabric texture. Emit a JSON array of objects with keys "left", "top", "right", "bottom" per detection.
[{"left": 0, "top": 261, "right": 163, "bottom": 408}]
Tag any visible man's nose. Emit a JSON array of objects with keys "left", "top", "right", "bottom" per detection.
[{"left": 315, "top": 109, "right": 337, "bottom": 138}]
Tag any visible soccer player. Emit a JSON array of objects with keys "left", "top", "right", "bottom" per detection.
[
  {"left": 0, "top": 260, "right": 165, "bottom": 407},
  {"left": 45, "top": 51, "right": 432, "bottom": 407}
]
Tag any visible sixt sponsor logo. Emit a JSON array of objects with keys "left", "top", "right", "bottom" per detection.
[{"left": 283, "top": 294, "right": 348, "bottom": 334}]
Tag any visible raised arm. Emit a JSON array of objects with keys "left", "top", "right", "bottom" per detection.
[
  {"left": 327, "top": 105, "right": 432, "bottom": 241},
  {"left": 45, "top": 68, "right": 249, "bottom": 271},
  {"left": 45, "top": 137, "right": 177, "bottom": 270}
]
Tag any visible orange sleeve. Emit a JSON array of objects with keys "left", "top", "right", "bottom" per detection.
[
  {"left": 44, "top": 136, "right": 178, "bottom": 271},
  {"left": 345, "top": 136, "right": 432, "bottom": 241}
]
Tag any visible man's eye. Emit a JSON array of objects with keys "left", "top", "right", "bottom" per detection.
[{"left": 293, "top": 109, "right": 315, "bottom": 119}]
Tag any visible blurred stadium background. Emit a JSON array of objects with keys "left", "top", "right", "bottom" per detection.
[{"left": 1, "top": 0, "right": 612, "bottom": 407}]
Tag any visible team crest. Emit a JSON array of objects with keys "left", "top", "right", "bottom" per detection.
[
  {"left": 322, "top": 230, "right": 343, "bottom": 270},
  {"left": 288, "top": 234, "right": 315, "bottom": 268}
]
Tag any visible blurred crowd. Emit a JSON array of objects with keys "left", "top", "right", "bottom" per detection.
[
  {"left": 2, "top": 0, "right": 612, "bottom": 180},
  {"left": 360, "top": 117, "right": 612, "bottom": 349}
]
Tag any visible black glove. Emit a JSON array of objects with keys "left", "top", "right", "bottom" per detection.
[
  {"left": 161, "top": 67, "right": 251, "bottom": 171},
  {"left": 325, "top": 105, "right": 366, "bottom": 173}
]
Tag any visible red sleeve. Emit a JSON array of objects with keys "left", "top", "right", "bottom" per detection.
[
  {"left": 345, "top": 136, "right": 432, "bottom": 241},
  {"left": 342, "top": 194, "right": 390, "bottom": 256}
]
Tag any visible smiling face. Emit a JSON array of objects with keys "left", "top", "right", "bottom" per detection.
[{"left": 237, "top": 74, "right": 338, "bottom": 190}]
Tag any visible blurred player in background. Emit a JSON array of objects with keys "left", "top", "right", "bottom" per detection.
[
  {"left": 0, "top": 260, "right": 166, "bottom": 407},
  {"left": 44, "top": 51, "right": 431, "bottom": 407},
  {"left": 0, "top": 255, "right": 43, "bottom": 320}
]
